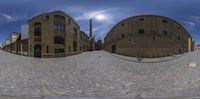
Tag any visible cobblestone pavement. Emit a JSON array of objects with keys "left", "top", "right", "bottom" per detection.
[
  {"left": 0, "top": 50, "right": 200, "bottom": 99},
  {"left": 110, "top": 52, "right": 187, "bottom": 63}
]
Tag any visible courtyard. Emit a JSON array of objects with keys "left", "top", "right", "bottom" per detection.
[{"left": 0, "top": 50, "right": 200, "bottom": 99}]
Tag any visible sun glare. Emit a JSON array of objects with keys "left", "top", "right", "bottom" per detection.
[{"left": 95, "top": 14, "right": 107, "bottom": 21}]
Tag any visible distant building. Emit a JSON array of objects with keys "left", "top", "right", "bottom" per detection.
[
  {"left": 195, "top": 45, "right": 200, "bottom": 50},
  {"left": 81, "top": 31, "right": 92, "bottom": 51},
  {"left": 5, "top": 39, "right": 11, "bottom": 45},
  {"left": 95, "top": 40, "right": 103, "bottom": 50},
  {"left": 104, "top": 15, "right": 195, "bottom": 58},
  {"left": 2, "top": 32, "right": 28, "bottom": 55},
  {"left": 20, "top": 24, "right": 29, "bottom": 39},
  {"left": 11, "top": 32, "right": 21, "bottom": 43}
]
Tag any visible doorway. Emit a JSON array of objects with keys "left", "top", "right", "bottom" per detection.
[
  {"left": 34, "top": 44, "right": 41, "bottom": 58},
  {"left": 111, "top": 45, "right": 116, "bottom": 53}
]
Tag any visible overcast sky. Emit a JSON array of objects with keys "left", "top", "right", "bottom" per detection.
[{"left": 0, "top": 0, "right": 200, "bottom": 44}]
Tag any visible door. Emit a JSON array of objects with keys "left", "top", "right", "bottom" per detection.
[
  {"left": 34, "top": 45, "right": 41, "bottom": 58},
  {"left": 111, "top": 45, "right": 116, "bottom": 53},
  {"left": 17, "top": 44, "right": 20, "bottom": 54}
]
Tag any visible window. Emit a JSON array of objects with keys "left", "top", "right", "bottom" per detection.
[
  {"left": 54, "top": 49, "right": 64, "bottom": 53},
  {"left": 73, "top": 27, "right": 78, "bottom": 40},
  {"left": 178, "top": 36, "right": 181, "bottom": 40},
  {"left": 73, "top": 41, "right": 77, "bottom": 52},
  {"left": 73, "top": 27, "right": 77, "bottom": 33},
  {"left": 162, "top": 31, "right": 168, "bottom": 36},
  {"left": 121, "top": 23, "right": 125, "bottom": 26},
  {"left": 54, "top": 36, "right": 65, "bottom": 44},
  {"left": 121, "top": 34, "right": 125, "bottom": 38},
  {"left": 163, "top": 20, "right": 168, "bottom": 23},
  {"left": 153, "top": 36, "right": 156, "bottom": 40},
  {"left": 138, "top": 29, "right": 145, "bottom": 34},
  {"left": 112, "top": 29, "right": 115, "bottom": 33},
  {"left": 69, "top": 46, "right": 71, "bottom": 52},
  {"left": 34, "top": 27, "right": 41, "bottom": 36},
  {"left": 80, "top": 34, "right": 83, "bottom": 40},
  {"left": 179, "top": 49, "right": 182, "bottom": 53},
  {"left": 54, "top": 23, "right": 65, "bottom": 30},
  {"left": 34, "top": 23, "right": 41, "bottom": 36},
  {"left": 54, "top": 15, "right": 65, "bottom": 19},
  {"left": 46, "top": 15, "right": 49, "bottom": 20},
  {"left": 46, "top": 45, "right": 49, "bottom": 53},
  {"left": 68, "top": 18, "right": 71, "bottom": 24},
  {"left": 139, "top": 18, "right": 144, "bottom": 21}
]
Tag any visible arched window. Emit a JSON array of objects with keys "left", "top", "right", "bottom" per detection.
[
  {"left": 34, "top": 22, "right": 41, "bottom": 36},
  {"left": 54, "top": 36, "right": 65, "bottom": 44}
]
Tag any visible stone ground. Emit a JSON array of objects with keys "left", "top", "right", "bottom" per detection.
[{"left": 0, "top": 50, "right": 200, "bottom": 99}]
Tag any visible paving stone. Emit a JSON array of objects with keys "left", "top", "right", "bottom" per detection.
[{"left": 0, "top": 50, "right": 200, "bottom": 99}]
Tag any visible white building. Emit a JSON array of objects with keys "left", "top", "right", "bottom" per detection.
[
  {"left": 5, "top": 39, "right": 11, "bottom": 45},
  {"left": 195, "top": 45, "right": 200, "bottom": 50},
  {"left": 11, "top": 32, "right": 21, "bottom": 43},
  {"left": 20, "top": 24, "right": 29, "bottom": 39}
]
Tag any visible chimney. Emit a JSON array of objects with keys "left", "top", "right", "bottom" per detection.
[{"left": 89, "top": 19, "right": 92, "bottom": 38}]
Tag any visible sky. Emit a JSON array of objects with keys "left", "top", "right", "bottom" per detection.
[{"left": 0, "top": 0, "right": 200, "bottom": 45}]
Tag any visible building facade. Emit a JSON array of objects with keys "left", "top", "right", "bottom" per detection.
[
  {"left": 95, "top": 40, "right": 103, "bottom": 50},
  {"left": 28, "top": 11, "right": 82, "bottom": 58},
  {"left": 2, "top": 32, "right": 28, "bottom": 56},
  {"left": 104, "top": 15, "right": 194, "bottom": 58},
  {"left": 81, "top": 31, "right": 92, "bottom": 51},
  {"left": 11, "top": 32, "right": 21, "bottom": 43},
  {"left": 2, "top": 11, "right": 94, "bottom": 58},
  {"left": 195, "top": 45, "right": 200, "bottom": 50}
]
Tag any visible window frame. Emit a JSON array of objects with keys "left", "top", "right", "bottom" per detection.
[{"left": 54, "top": 36, "right": 65, "bottom": 44}]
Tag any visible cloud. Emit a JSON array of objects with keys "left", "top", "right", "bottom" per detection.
[
  {"left": 0, "top": 13, "right": 27, "bottom": 25},
  {"left": 190, "top": 16, "right": 200, "bottom": 21},
  {"left": 0, "top": 13, "right": 13, "bottom": 20},
  {"left": 0, "top": 13, "right": 15, "bottom": 24},
  {"left": 74, "top": 9, "right": 121, "bottom": 40},
  {"left": 75, "top": 9, "right": 114, "bottom": 22},
  {"left": 189, "top": 16, "right": 200, "bottom": 26},
  {"left": 183, "top": 21, "right": 196, "bottom": 30},
  {"left": 181, "top": 15, "right": 200, "bottom": 30},
  {"left": 74, "top": 8, "right": 128, "bottom": 39}
]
